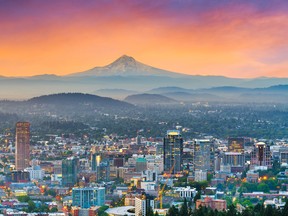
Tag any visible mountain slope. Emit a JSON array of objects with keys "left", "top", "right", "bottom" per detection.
[
  {"left": 124, "top": 93, "right": 178, "bottom": 105},
  {"left": 67, "top": 55, "right": 186, "bottom": 77},
  {"left": 94, "top": 89, "right": 139, "bottom": 100}
]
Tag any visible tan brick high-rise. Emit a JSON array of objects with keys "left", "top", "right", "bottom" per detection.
[{"left": 15, "top": 122, "right": 30, "bottom": 170}]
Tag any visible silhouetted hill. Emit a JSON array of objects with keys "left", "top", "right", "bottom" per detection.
[
  {"left": 124, "top": 93, "right": 178, "bottom": 105},
  {"left": 147, "top": 86, "right": 192, "bottom": 94},
  {"left": 28, "top": 93, "right": 133, "bottom": 108},
  {"left": 260, "top": 84, "right": 288, "bottom": 92}
]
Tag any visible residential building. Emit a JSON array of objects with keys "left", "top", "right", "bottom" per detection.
[
  {"left": 72, "top": 187, "right": 105, "bottom": 208},
  {"left": 135, "top": 194, "right": 155, "bottom": 216}
]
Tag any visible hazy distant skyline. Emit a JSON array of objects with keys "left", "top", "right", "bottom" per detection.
[{"left": 1, "top": 0, "right": 288, "bottom": 78}]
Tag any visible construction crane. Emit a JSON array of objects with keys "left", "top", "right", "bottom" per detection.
[{"left": 157, "top": 160, "right": 176, "bottom": 209}]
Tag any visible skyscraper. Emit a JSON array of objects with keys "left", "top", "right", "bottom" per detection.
[
  {"left": 251, "top": 142, "right": 271, "bottom": 168},
  {"left": 163, "top": 130, "right": 183, "bottom": 174},
  {"left": 62, "top": 157, "right": 79, "bottom": 187},
  {"left": 15, "top": 122, "right": 30, "bottom": 170},
  {"left": 194, "top": 139, "right": 215, "bottom": 172}
]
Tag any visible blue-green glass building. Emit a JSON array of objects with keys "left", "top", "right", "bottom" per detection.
[{"left": 72, "top": 187, "right": 105, "bottom": 208}]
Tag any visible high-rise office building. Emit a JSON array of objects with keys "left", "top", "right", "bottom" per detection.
[
  {"left": 223, "top": 152, "right": 245, "bottom": 173},
  {"left": 194, "top": 139, "right": 215, "bottom": 172},
  {"left": 91, "top": 154, "right": 110, "bottom": 182},
  {"left": 91, "top": 153, "right": 101, "bottom": 171},
  {"left": 15, "top": 122, "right": 30, "bottom": 170},
  {"left": 228, "top": 137, "right": 245, "bottom": 153},
  {"left": 72, "top": 187, "right": 105, "bottom": 208},
  {"left": 62, "top": 157, "right": 79, "bottom": 187},
  {"left": 96, "top": 161, "right": 110, "bottom": 182},
  {"left": 251, "top": 142, "right": 271, "bottom": 168},
  {"left": 163, "top": 130, "right": 183, "bottom": 174}
]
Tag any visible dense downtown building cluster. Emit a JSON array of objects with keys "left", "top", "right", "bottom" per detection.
[{"left": 0, "top": 120, "right": 287, "bottom": 216}]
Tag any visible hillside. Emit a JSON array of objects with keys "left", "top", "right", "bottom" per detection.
[
  {"left": 124, "top": 93, "right": 178, "bottom": 105},
  {"left": 28, "top": 93, "right": 133, "bottom": 108}
]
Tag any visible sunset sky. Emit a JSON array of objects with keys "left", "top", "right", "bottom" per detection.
[{"left": 0, "top": 0, "right": 288, "bottom": 78}]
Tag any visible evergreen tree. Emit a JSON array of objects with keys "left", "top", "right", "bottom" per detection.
[
  {"left": 227, "top": 204, "right": 237, "bottom": 216},
  {"left": 283, "top": 200, "right": 288, "bottom": 216},
  {"left": 193, "top": 191, "right": 201, "bottom": 203},
  {"left": 147, "top": 206, "right": 154, "bottom": 216},
  {"left": 179, "top": 198, "right": 189, "bottom": 216},
  {"left": 167, "top": 205, "right": 179, "bottom": 216}
]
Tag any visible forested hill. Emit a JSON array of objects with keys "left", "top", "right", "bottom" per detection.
[{"left": 28, "top": 93, "right": 133, "bottom": 108}]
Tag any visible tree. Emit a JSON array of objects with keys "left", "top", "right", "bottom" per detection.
[
  {"left": 257, "top": 183, "right": 269, "bottom": 193},
  {"left": 227, "top": 204, "right": 237, "bottom": 216},
  {"left": 98, "top": 205, "right": 109, "bottom": 216},
  {"left": 147, "top": 206, "right": 154, "bottom": 216},
  {"left": 194, "top": 191, "right": 201, "bottom": 203},
  {"left": 50, "top": 207, "right": 58, "bottom": 212},
  {"left": 17, "top": 195, "right": 30, "bottom": 202},
  {"left": 167, "top": 205, "right": 179, "bottom": 216},
  {"left": 179, "top": 198, "right": 189, "bottom": 216},
  {"left": 27, "top": 200, "right": 36, "bottom": 212},
  {"left": 283, "top": 200, "right": 288, "bottom": 216}
]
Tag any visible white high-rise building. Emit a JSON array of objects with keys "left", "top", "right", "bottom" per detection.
[
  {"left": 135, "top": 196, "right": 146, "bottom": 216},
  {"left": 135, "top": 194, "right": 155, "bottom": 216}
]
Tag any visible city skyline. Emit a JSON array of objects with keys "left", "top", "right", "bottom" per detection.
[{"left": 1, "top": 0, "right": 288, "bottom": 78}]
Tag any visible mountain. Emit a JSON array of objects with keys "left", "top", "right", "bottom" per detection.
[
  {"left": 147, "top": 86, "right": 192, "bottom": 94},
  {"left": 259, "top": 84, "right": 288, "bottom": 92},
  {"left": 1, "top": 55, "right": 288, "bottom": 100},
  {"left": 94, "top": 89, "right": 139, "bottom": 100},
  {"left": 161, "top": 92, "right": 223, "bottom": 102},
  {"left": 142, "top": 85, "right": 288, "bottom": 103},
  {"left": 124, "top": 93, "right": 178, "bottom": 105},
  {"left": 68, "top": 55, "right": 186, "bottom": 77}
]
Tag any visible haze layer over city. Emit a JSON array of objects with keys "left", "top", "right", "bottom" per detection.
[{"left": 0, "top": 1, "right": 288, "bottom": 216}]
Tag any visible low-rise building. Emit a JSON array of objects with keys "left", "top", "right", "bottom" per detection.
[{"left": 196, "top": 197, "right": 226, "bottom": 211}]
